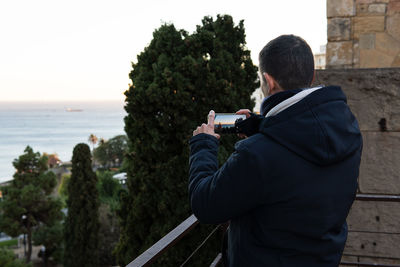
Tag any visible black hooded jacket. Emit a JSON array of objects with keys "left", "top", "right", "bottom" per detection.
[{"left": 188, "top": 86, "right": 362, "bottom": 266}]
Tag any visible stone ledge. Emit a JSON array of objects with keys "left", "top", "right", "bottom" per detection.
[
  {"left": 344, "top": 232, "right": 400, "bottom": 258},
  {"left": 359, "top": 257, "right": 400, "bottom": 265}
]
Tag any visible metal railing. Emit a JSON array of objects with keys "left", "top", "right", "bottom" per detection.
[{"left": 127, "top": 194, "right": 400, "bottom": 267}]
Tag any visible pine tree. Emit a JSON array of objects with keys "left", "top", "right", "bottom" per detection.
[
  {"left": 115, "top": 15, "right": 258, "bottom": 266},
  {"left": 64, "top": 143, "right": 99, "bottom": 267},
  {"left": 0, "top": 146, "right": 63, "bottom": 263}
]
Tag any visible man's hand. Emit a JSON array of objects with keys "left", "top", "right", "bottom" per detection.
[
  {"left": 193, "top": 110, "right": 220, "bottom": 139},
  {"left": 236, "top": 109, "right": 251, "bottom": 138},
  {"left": 236, "top": 109, "right": 251, "bottom": 118}
]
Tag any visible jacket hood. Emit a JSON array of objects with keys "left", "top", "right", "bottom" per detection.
[{"left": 259, "top": 86, "right": 362, "bottom": 166}]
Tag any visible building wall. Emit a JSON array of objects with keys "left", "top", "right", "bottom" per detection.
[
  {"left": 326, "top": 0, "right": 400, "bottom": 68},
  {"left": 314, "top": 68, "right": 400, "bottom": 264}
]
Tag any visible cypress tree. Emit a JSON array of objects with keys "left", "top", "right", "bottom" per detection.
[
  {"left": 115, "top": 15, "right": 258, "bottom": 266},
  {"left": 64, "top": 143, "right": 99, "bottom": 267}
]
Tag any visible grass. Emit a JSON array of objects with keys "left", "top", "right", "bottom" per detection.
[{"left": 0, "top": 239, "right": 18, "bottom": 248}]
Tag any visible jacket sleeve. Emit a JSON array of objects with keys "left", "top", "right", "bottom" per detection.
[{"left": 189, "top": 133, "right": 264, "bottom": 224}]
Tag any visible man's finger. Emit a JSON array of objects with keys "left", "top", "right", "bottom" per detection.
[
  {"left": 208, "top": 110, "right": 215, "bottom": 127},
  {"left": 236, "top": 109, "right": 251, "bottom": 118}
]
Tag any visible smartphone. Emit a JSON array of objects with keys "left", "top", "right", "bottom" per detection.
[{"left": 213, "top": 113, "right": 246, "bottom": 133}]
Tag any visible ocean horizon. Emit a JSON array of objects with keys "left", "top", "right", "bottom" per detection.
[{"left": 0, "top": 100, "right": 126, "bottom": 183}]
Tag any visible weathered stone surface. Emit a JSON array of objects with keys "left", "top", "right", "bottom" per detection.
[
  {"left": 368, "top": 3, "right": 387, "bottom": 14},
  {"left": 387, "top": 13, "right": 400, "bottom": 41},
  {"left": 347, "top": 201, "right": 400, "bottom": 232},
  {"left": 357, "top": 3, "right": 387, "bottom": 15},
  {"left": 356, "top": 0, "right": 389, "bottom": 3},
  {"left": 392, "top": 53, "right": 400, "bottom": 66},
  {"left": 326, "top": 41, "right": 353, "bottom": 67},
  {"left": 359, "top": 33, "right": 376, "bottom": 49},
  {"left": 314, "top": 68, "right": 400, "bottom": 131},
  {"left": 375, "top": 32, "right": 400, "bottom": 57},
  {"left": 359, "top": 257, "right": 400, "bottom": 265},
  {"left": 353, "top": 41, "right": 360, "bottom": 67},
  {"left": 359, "top": 132, "right": 400, "bottom": 194},
  {"left": 328, "top": 18, "right": 352, "bottom": 41},
  {"left": 357, "top": 3, "right": 371, "bottom": 15},
  {"left": 388, "top": 0, "right": 400, "bottom": 14},
  {"left": 344, "top": 232, "right": 400, "bottom": 258},
  {"left": 359, "top": 49, "right": 394, "bottom": 67},
  {"left": 354, "top": 16, "right": 385, "bottom": 38},
  {"left": 327, "top": 0, "right": 355, "bottom": 17},
  {"left": 339, "top": 255, "right": 358, "bottom": 266}
]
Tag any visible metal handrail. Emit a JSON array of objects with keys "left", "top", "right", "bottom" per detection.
[
  {"left": 127, "top": 215, "right": 198, "bottom": 267},
  {"left": 126, "top": 194, "right": 400, "bottom": 267},
  {"left": 355, "top": 194, "right": 400, "bottom": 202}
]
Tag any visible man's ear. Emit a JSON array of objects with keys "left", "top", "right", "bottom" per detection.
[
  {"left": 311, "top": 70, "right": 316, "bottom": 85},
  {"left": 263, "top": 73, "right": 276, "bottom": 92}
]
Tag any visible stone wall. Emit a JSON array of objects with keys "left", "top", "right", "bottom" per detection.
[
  {"left": 326, "top": 0, "right": 400, "bottom": 68},
  {"left": 314, "top": 68, "right": 400, "bottom": 264}
]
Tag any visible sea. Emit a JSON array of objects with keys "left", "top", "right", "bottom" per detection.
[{"left": 0, "top": 101, "right": 126, "bottom": 183}]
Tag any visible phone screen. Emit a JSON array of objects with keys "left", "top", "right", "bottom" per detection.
[{"left": 214, "top": 113, "right": 246, "bottom": 129}]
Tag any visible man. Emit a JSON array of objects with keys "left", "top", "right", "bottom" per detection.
[{"left": 188, "top": 35, "right": 362, "bottom": 266}]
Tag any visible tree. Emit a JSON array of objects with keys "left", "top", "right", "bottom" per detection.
[
  {"left": 0, "top": 146, "right": 63, "bottom": 263},
  {"left": 93, "top": 135, "right": 128, "bottom": 168},
  {"left": 88, "top": 134, "right": 98, "bottom": 151},
  {"left": 64, "top": 143, "right": 99, "bottom": 267},
  {"left": 0, "top": 248, "right": 32, "bottom": 267},
  {"left": 114, "top": 15, "right": 258, "bottom": 266},
  {"left": 33, "top": 221, "right": 64, "bottom": 264}
]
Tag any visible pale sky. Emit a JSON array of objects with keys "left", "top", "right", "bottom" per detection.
[{"left": 0, "top": 0, "right": 327, "bottom": 102}]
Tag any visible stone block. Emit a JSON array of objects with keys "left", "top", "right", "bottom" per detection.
[
  {"left": 375, "top": 32, "right": 400, "bottom": 57},
  {"left": 326, "top": 41, "right": 353, "bottom": 67},
  {"left": 313, "top": 68, "right": 400, "bottom": 131},
  {"left": 353, "top": 16, "right": 385, "bottom": 39},
  {"left": 344, "top": 232, "right": 400, "bottom": 258},
  {"left": 359, "top": 49, "right": 394, "bottom": 67},
  {"left": 392, "top": 53, "right": 400, "bottom": 67},
  {"left": 359, "top": 33, "right": 376, "bottom": 49},
  {"left": 327, "top": 0, "right": 355, "bottom": 17},
  {"left": 357, "top": 3, "right": 387, "bottom": 15},
  {"left": 347, "top": 200, "right": 400, "bottom": 232},
  {"left": 368, "top": 3, "right": 387, "bottom": 13},
  {"left": 388, "top": 0, "right": 400, "bottom": 14},
  {"left": 328, "top": 18, "right": 352, "bottom": 41},
  {"left": 359, "top": 132, "right": 400, "bottom": 194},
  {"left": 387, "top": 13, "right": 400, "bottom": 41}
]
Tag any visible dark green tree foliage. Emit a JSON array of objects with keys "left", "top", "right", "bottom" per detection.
[
  {"left": 64, "top": 144, "right": 100, "bottom": 267},
  {"left": 0, "top": 248, "right": 32, "bottom": 267},
  {"left": 0, "top": 146, "right": 63, "bottom": 262},
  {"left": 33, "top": 221, "right": 64, "bottom": 263},
  {"left": 97, "top": 171, "right": 123, "bottom": 211},
  {"left": 115, "top": 15, "right": 258, "bottom": 265},
  {"left": 93, "top": 135, "right": 128, "bottom": 168}
]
